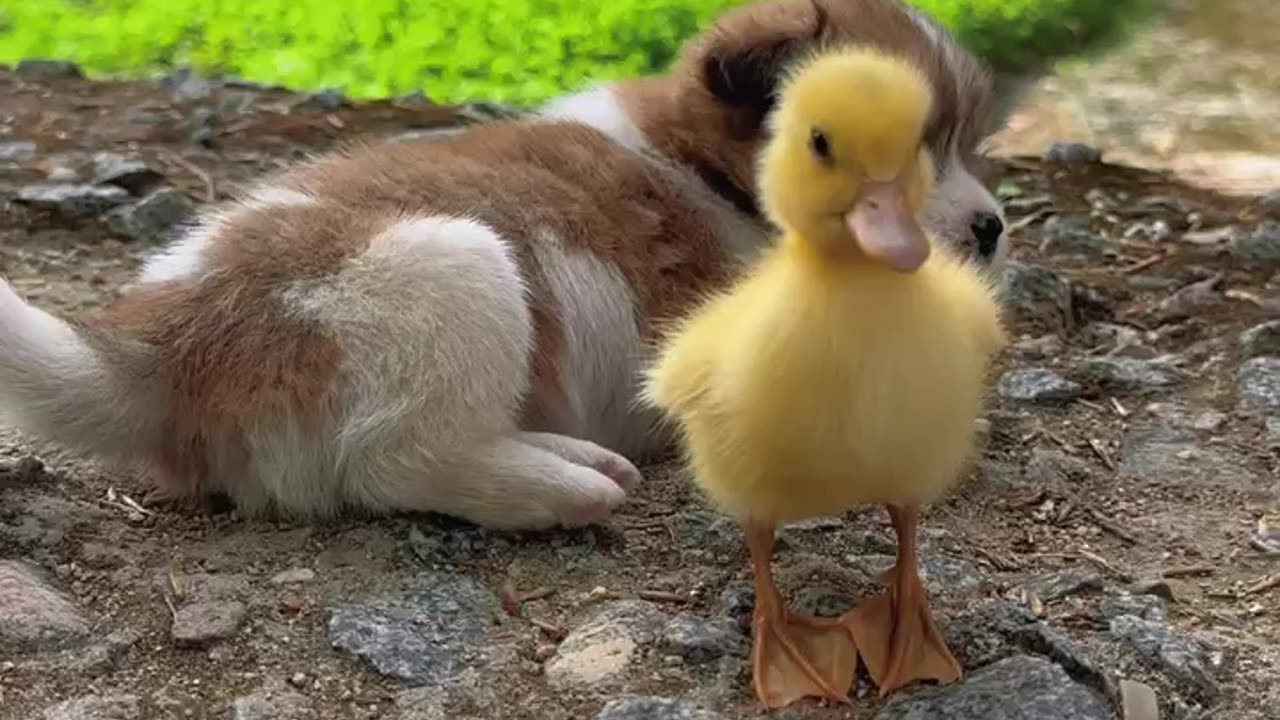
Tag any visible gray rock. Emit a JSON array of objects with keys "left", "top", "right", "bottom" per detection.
[
  {"left": 922, "top": 555, "right": 985, "bottom": 595},
  {"left": 1237, "top": 357, "right": 1280, "bottom": 414},
  {"left": 15, "top": 183, "right": 130, "bottom": 218},
  {"left": 18, "top": 59, "right": 84, "bottom": 78},
  {"left": 294, "top": 89, "right": 346, "bottom": 111},
  {"left": 328, "top": 572, "right": 500, "bottom": 686},
  {"left": 658, "top": 612, "right": 745, "bottom": 664},
  {"left": 1191, "top": 411, "right": 1227, "bottom": 432},
  {"left": 1230, "top": 222, "right": 1280, "bottom": 267},
  {"left": 670, "top": 511, "right": 743, "bottom": 555},
  {"left": 457, "top": 101, "right": 523, "bottom": 123},
  {"left": 1023, "top": 448, "right": 1091, "bottom": 492},
  {"left": 1156, "top": 275, "right": 1222, "bottom": 322},
  {"left": 0, "top": 140, "right": 37, "bottom": 161},
  {"left": 186, "top": 107, "right": 217, "bottom": 147},
  {"left": 546, "top": 600, "right": 666, "bottom": 688},
  {"left": 1267, "top": 418, "right": 1280, "bottom": 448},
  {"left": 791, "top": 585, "right": 855, "bottom": 618},
  {"left": 1241, "top": 321, "right": 1280, "bottom": 358},
  {"left": 875, "top": 655, "right": 1109, "bottom": 720},
  {"left": 1040, "top": 215, "right": 1107, "bottom": 256},
  {"left": 230, "top": 684, "right": 314, "bottom": 720},
  {"left": 167, "top": 69, "right": 218, "bottom": 101},
  {"left": 0, "top": 560, "right": 90, "bottom": 652},
  {"left": 943, "top": 601, "right": 1110, "bottom": 696},
  {"left": 18, "top": 628, "right": 141, "bottom": 678},
  {"left": 1101, "top": 592, "right": 1168, "bottom": 623},
  {"left": 389, "top": 669, "right": 499, "bottom": 720},
  {"left": 1119, "top": 422, "right": 1253, "bottom": 488},
  {"left": 1033, "top": 571, "right": 1103, "bottom": 602},
  {"left": 1000, "top": 262, "right": 1074, "bottom": 334},
  {"left": 41, "top": 694, "right": 139, "bottom": 720},
  {"left": 171, "top": 600, "right": 246, "bottom": 646},
  {"left": 997, "top": 368, "right": 1082, "bottom": 404},
  {"left": 595, "top": 697, "right": 725, "bottom": 720},
  {"left": 1043, "top": 142, "right": 1103, "bottom": 164},
  {"left": 1074, "top": 357, "right": 1178, "bottom": 392},
  {"left": 91, "top": 152, "right": 163, "bottom": 195},
  {"left": 716, "top": 581, "right": 755, "bottom": 633},
  {"left": 106, "top": 188, "right": 195, "bottom": 242},
  {"left": 1080, "top": 322, "right": 1144, "bottom": 351},
  {"left": 1110, "top": 615, "right": 1217, "bottom": 699},
  {"left": 1260, "top": 190, "right": 1280, "bottom": 218}
]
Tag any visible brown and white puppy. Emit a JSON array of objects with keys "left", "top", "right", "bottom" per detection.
[{"left": 0, "top": 0, "right": 1007, "bottom": 529}]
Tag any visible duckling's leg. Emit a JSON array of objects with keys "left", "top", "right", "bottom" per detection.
[
  {"left": 745, "top": 519, "right": 858, "bottom": 709},
  {"left": 842, "top": 504, "right": 962, "bottom": 696}
]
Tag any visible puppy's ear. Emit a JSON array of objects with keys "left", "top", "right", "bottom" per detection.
[{"left": 688, "top": 0, "right": 828, "bottom": 139}]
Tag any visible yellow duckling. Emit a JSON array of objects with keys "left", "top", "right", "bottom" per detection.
[{"left": 642, "top": 47, "right": 1007, "bottom": 709}]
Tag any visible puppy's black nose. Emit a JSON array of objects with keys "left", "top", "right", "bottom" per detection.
[{"left": 969, "top": 212, "right": 1004, "bottom": 259}]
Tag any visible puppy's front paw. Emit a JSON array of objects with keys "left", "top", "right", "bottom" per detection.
[{"left": 584, "top": 452, "right": 643, "bottom": 493}]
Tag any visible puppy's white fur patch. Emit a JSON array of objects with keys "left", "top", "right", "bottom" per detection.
[
  {"left": 274, "top": 216, "right": 631, "bottom": 526},
  {"left": 540, "top": 86, "right": 653, "bottom": 155}
]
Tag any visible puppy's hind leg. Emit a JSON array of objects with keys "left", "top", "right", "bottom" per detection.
[{"left": 291, "top": 215, "right": 634, "bottom": 529}]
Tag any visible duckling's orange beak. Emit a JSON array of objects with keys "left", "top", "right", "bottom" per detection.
[{"left": 846, "top": 181, "right": 930, "bottom": 272}]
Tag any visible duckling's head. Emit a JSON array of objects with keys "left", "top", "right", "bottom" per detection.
[{"left": 760, "top": 47, "right": 935, "bottom": 272}]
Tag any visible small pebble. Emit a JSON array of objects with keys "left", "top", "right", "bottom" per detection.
[
  {"left": 270, "top": 568, "right": 316, "bottom": 585},
  {"left": 1044, "top": 141, "right": 1103, "bottom": 164},
  {"left": 1120, "top": 679, "right": 1160, "bottom": 720}
]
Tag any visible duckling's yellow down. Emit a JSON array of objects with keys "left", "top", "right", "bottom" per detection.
[{"left": 643, "top": 238, "right": 1006, "bottom": 523}]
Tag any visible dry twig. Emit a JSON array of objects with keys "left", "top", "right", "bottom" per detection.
[
  {"left": 1077, "top": 548, "right": 1135, "bottom": 583},
  {"left": 638, "top": 590, "right": 688, "bottom": 604},
  {"left": 163, "top": 150, "right": 217, "bottom": 202},
  {"left": 1088, "top": 508, "right": 1139, "bottom": 546}
]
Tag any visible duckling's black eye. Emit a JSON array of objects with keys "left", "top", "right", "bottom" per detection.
[{"left": 809, "top": 128, "right": 833, "bottom": 164}]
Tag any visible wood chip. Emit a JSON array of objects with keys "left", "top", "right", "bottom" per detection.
[
  {"left": 1245, "top": 573, "right": 1280, "bottom": 595},
  {"left": 528, "top": 617, "right": 566, "bottom": 642},
  {"left": 1109, "top": 397, "right": 1130, "bottom": 417},
  {"left": 973, "top": 546, "right": 1023, "bottom": 572},
  {"left": 1120, "top": 253, "right": 1166, "bottom": 275},
  {"left": 1162, "top": 565, "right": 1215, "bottom": 579},
  {"left": 499, "top": 582, "right": 522, "bottom": 617},
  {"left": 519, "top": 587, "right": 555, "bottom": 603},
  {"left": 1087, "top": 439, "right": 1117, "bottom": 472}
]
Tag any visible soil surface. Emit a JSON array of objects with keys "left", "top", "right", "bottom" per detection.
[{"left": 1, "top": 66, "right": 1278, "bottom": 720}]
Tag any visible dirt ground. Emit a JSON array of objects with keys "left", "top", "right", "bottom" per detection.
[{"left": 0, "top": 67, "right": 1278, "bottom": 720}]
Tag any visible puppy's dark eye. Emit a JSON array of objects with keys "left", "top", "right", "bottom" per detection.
[{"left": 809, "top": 128, "right": 832, "bottom": 163}]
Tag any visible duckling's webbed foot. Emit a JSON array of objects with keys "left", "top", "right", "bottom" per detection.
[
  {"left": 843, "top": 504, "right": 962, "bottom": 696},
  {"left": 746, "top": 520, "right": 857, "bottom": 708}
]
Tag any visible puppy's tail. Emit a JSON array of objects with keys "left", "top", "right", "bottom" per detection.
[{"left": 0, "top": 279, "right": 161, "bottom": 462}]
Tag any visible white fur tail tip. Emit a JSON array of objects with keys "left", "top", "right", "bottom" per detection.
[{"left": 0, "top": 279, "right": 156, "bottom": 458}]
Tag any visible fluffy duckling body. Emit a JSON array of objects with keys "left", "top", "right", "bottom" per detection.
[{"left": 644, "top": 48, "right": 1006, "bottom": 709}]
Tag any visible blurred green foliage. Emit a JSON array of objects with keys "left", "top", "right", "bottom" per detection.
[{"left": 0, "top": 0, "right": 1159, "bottom": 106}]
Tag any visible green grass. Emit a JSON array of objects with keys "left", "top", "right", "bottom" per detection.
[{"left": 0, "top": 0, "right": 1160, "bottom": 107}]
